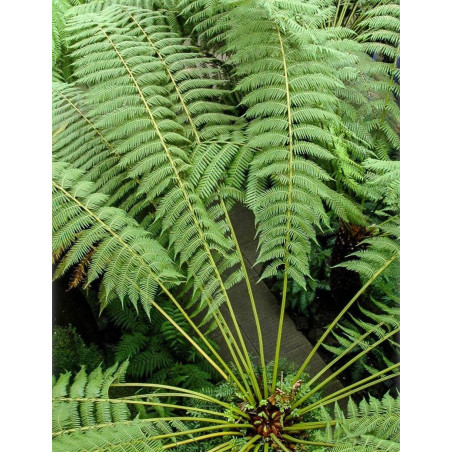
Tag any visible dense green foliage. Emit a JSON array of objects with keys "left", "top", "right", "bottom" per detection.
[
  {"left": 105, "top": 298, "right": 218, "bottom": 388},
  {"left": 53, "top": 325, "right": 104, "bottom": 376},
  {"left": 326, "top": 158, "right": 400, "bottom": 382},
  {"left": 52, "top": 0, "right": 400, "bottom": 450}
]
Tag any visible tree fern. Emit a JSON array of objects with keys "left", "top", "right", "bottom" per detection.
[
  {"left": 52, "top": 1, "right": 400, "bottom": 449},
  {"left": 52, "top": 161, "right": 400, "bottom": 447},
  {"left": 57, "top": 2, "right": 272, "bottom": 398}
]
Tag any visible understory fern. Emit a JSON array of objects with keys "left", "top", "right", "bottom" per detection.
[
  {"left": 326, "top": 158, "right": 400, "bottom": 380},
  {"left": 106, "top": 298, "right": 218, "bottom": 387}
]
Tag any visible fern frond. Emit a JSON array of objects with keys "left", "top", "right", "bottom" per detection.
[
  {"left": 63, "top": 7, "right": 246, "bottom": 326},
  {"left": 53, "top": 421, "right": 165, "bottom": 452},
  {"left": 328, "top": 154, "right": 399, "bottom": 378},
  {"left": 53, "top": 162, "right": 239, "bottom": 383},
  {"left": 52, "top": 363, "right": 169, "bottom": 451},
  {"left": 319, "top": 393, "right": 400, "bottom": 451},
  {"left": 53, "top": 0, "right": 73, "bottom": 66},
  {"left": 338, "top": 158, "right": 399, "bottom": 284},
  {"left": 185, "top": 1, "right": 371, "bottom": 289},
  {"left": 52, "top": 161, "right": 182, "bottom": 316},
  {"left": 128, "top": 345, "right": 174, "bottom": 379},
  {"left": 53, "top": 362, "right": 130, "bottom": 434},
  {"left": 182, "top": 1, "right": 395, "bottom": 395}
]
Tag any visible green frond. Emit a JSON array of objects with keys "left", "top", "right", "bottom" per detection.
[
  {"left": 189, "top": 0, "right": 372, "bottom": 288},
  {"left": 52, "top": 162, "right": 182, "bottom": 316},
  {"left": 328, "top": 181, "right": 399, "bottom": 378},
  {"left": 69, "top": 0, "right": 163, "bottom": 16},
  {"left": 52, "top": 363, "right": 170, "bottom": 451},
  {"left": 114, "top": 332, "right": 149, "bottom": 362},
  {"left": 52, "top": 362, "right": 130, "bottom": 434},
  {"left": 317, "top": 393, "right": 400, "bottom": 451},
  {"left": 53, "top": 421, "right": 165, "bottom": 452},
  {"left": 127, "top": 346, "right": 174, "bottom": 378},
  {"left": 53, "top": 0, "right": 73, "bottom": 65},
  {"left": 60, "top": 5, "right": 248, "bottom": 323},
  {"left": 363, "top": 159, "right": 400, "bottom": 209}
]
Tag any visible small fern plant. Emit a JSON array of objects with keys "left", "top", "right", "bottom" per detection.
[
  {"left": 105, "top": 297, "right": 218, "bottom": 387},
  {"left": 52, "top": 0, "right": 400, "bottom": 450}
]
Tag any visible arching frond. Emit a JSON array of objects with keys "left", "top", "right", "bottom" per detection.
[
  {"left": 52, "top": 162, "right": 182, "bottom": 316},
  {"left": 221, "top": 2, "right": 366, "bottom": 289},
  {"left": 63, "top": 7, "right": 245, "bottom": 322},
  {"left": 53, "top": 162, "right": 249, "bottom": 386},
  {"left": 52, "top": 363, "right": 202, "bottom": 452}
]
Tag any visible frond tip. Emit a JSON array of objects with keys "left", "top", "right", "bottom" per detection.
[
  {"left": 318, "top": 393, "right": 400, "bottom": 451},
  {"left": 52, "top": 162, "right": 182, "bottom": 316}
]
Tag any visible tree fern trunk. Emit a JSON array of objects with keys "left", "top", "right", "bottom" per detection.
[{"left": 330, "top": 221, "right": 370, "bottom": 315}]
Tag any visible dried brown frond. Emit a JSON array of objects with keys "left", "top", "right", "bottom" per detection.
[
  {"left": 52, "top": 247, "right": 65, "bottom": 265},
  {"left": 67, "top": 248, "right": 95, "bottom": 290}
]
